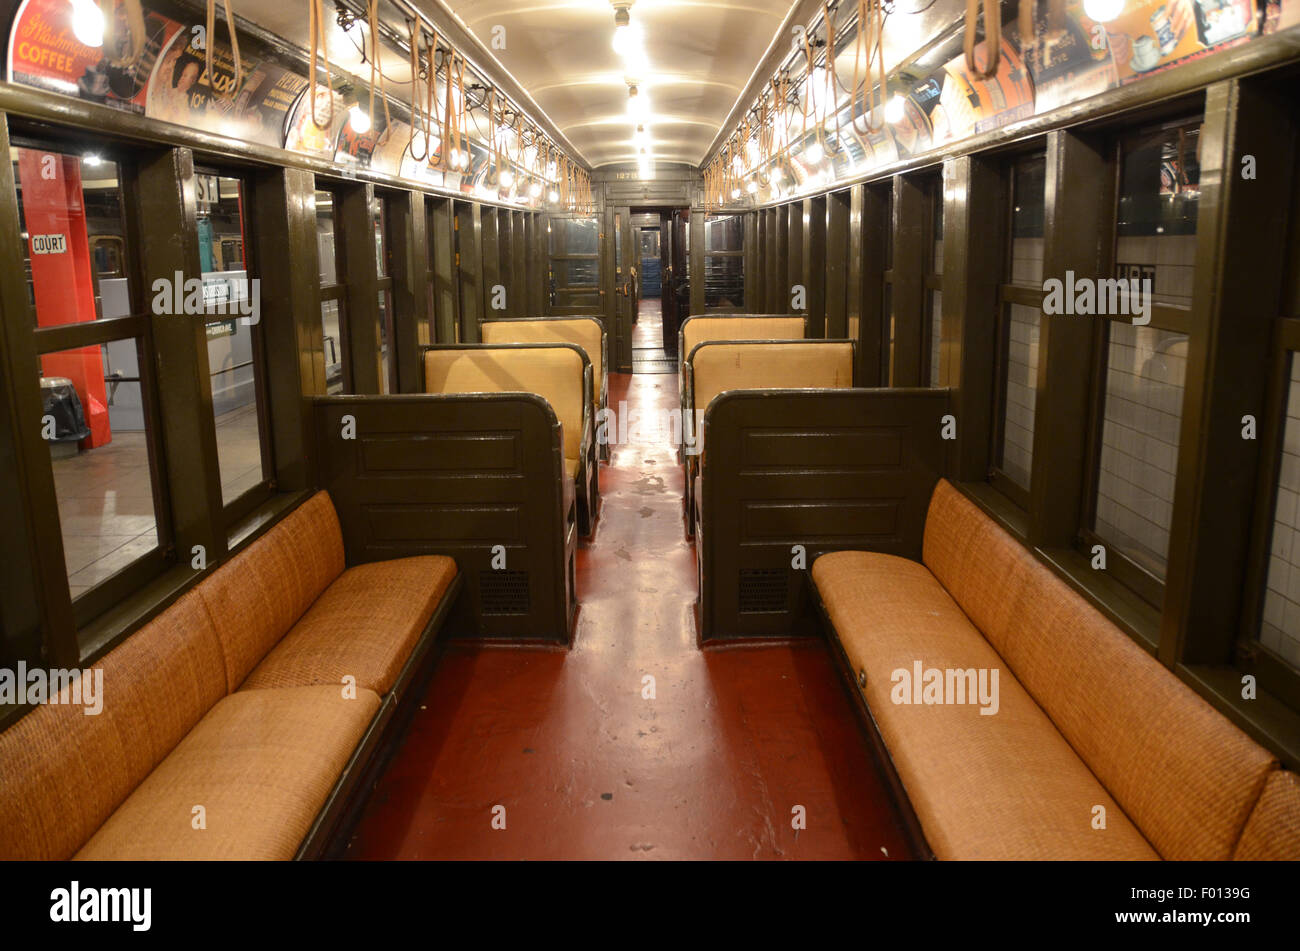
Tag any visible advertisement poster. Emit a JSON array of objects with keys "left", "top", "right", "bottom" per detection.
[
  {"left": 1085, "top": 0, "right": 1257, "bottom": 82},
  {"left": 146, "top": 27, "right": 306, "bottom": 147},
  {"left": 6, "top": 0, "right": 182, "bottom": 114},
  {"left": 335, "top": 114, "right": 410, "bottom": 175},
  {"left": 284, "top": 84, "right": 345, "bottom": 156},
  {"left": 1018, "top": 2, "right": 1120, "bottom": 114},
  {"left": 927, "top": 38, "right": 1036, "bottom": 146}
]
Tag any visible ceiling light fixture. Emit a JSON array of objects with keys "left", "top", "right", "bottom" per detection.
[
  {"left": 805, "top": 141, "right": 824, "bottom": 164},
  {"left": 1082, "top": 0, "right": 1126, "bottom": 23},
  {"left": 69, "top": 0, "right": 105, "bottom": 48},
  {"left": 499, "top": 169, "right": 515, "bottom": 188},
  {"left": 884, "top": 94, "right": 905, "bottom": 125},
  {"left": 746, "top": 179, "right": 759, "bottom": 194},
  {"left": 348, "top": 103, "right": 371, "bottom": 134},
  {"left": 612, "top": 3, "right": 636, "bottom": 55},
  {"left": 529, "top": 181, "right": 542, "bottom": 198},
  {"left": 627, "top": 84, "right": 649, "bottom": 120},
  {"left": 548, "top": 188, "right": 560, "bottom": 203}
]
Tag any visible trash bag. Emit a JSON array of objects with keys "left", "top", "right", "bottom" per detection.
[{"left": 40, "top": 377, "right": 91, "bottom": 443}]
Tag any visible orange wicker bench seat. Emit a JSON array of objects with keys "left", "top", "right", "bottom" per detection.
[
  {"left": 0, "top": 490, "right": 459, "bottom": 860},
  {"left": 812, "top": 478, "right": 1300, "bottom": 860}
]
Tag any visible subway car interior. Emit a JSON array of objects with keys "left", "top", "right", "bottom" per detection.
[{"left": 2, "top": 0, "right": 1300, "bottom": 888}]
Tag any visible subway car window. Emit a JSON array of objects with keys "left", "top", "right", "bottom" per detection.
[
  {"left": 13, "top": 145, "right": 167, "bottom": 611},
  {"left": 3, "top": 0, "right": 1300, "bottom": 892},
  {"left": 994, "top": 153, "right": 1047, "bottom": 497},
  {"left": 14, "top": 148, "right": 131, "bottom": 324},
  {"left": 36, "top": 337, "right": 164, "bottom": 605},
  {"left": 1089, "top": 119, "right": 1201, "bottom": 588},
  {"left": 374, "top": 194, "right": 396, "bottom": 393},
  {"left": 315, "top": 188, "right": 347, "bottom": 394},
  {"left": 703, "top": 213, "right": 744, "bottom": 310},
  {"left": 1259, "top": 355, "right": 1300, "bottom": 671},
  {"left": 195, "top": 170, "right": 272, "bottom": 509},
  {"left": 927, "top": 177, "right": 944, "bottom": 386}
]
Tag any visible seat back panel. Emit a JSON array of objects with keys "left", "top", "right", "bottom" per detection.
[{"left": 424, "top": 346, "right": 586, "bottom": 462}]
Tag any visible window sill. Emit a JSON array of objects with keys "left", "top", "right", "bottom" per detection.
[
  {"left": 1035, "top": 547, "right": 1162, "bottom": 655},
  {"left": 953, "top": 481, "right": 1029, "bottom": 542},
  {"left": 77, "top": 489, "right": 313, "bottom": 665},
  {"left": 1179, "top": 664, "right": 1300, "bottom": 772}
]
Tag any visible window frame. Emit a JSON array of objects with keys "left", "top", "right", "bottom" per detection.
[
  {"left": 701, "top": 211, "right": 746, "bottom": 312},
  {"left": 194, "top": 165, "right": 277, "bottom": 527},
  {"left": 988, "top": 150, "right": 1047, "bottom": 511},
  {"left": 1238, "top": 319, "right": 1300, "bottom": 712},
  {"left": 1075, "top": 118, "right": 1203, "bottom": 610},
  {"left": 13, "top": 138, "right": 176, "bottom": 625},
  {"left": 314, "top": 185, "right": 351, "bottom": 393}
]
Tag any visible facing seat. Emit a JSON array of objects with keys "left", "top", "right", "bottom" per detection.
[
  {"left": 423, "top": 343, "right": 597, "bottom": 537},
  {"left": 482, "top": 317, "right": 608, "bottom": 461}
]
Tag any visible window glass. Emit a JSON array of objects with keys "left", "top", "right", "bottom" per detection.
[
  {"left": 999, "top": 304, "right": 1042, "bottom": 489},
  {"left": 996, "top": 153, "right": 1047, "bottom": 491},
  {"left": 374, "top": 197, "right": 389, "bottom": 277},
  {"left": 13, "top": 148, "right": 132, "bottom": 325},
  {"left": 377, "top": 289, "right": 392, "bottom": 393},
  {"left": 1093, "top": 324, "right": 1187, "bottom": 580},
  {"left": 321, "top": 301, "right": 345, "bottom": 393},
  {"left": 1091, "top": 119, "right": 1201, "bottom": 583},
  {"left": 704, "top": 214, "right": 744, "bottom": 309},
  {"left": 929, "top": 184, "right": 944, "bottom": 387},
  {"left": 1116, "top": 121, "right": 1202, "bottom": 309},
  {"left": 705, "top": 214, "right": 744, "bottom": 253},
  {"left": 1010, "top": 154, "right": 1046, "bottom": 286},
  {"left": 929, "top": 288, "right": 943, "bottom": 386},
  {"left": 550, "top": 217, "right": 598, "bottom": 255},
  {"left": 316, "top": 189, "right": 346, "bottom": 394},
  {"left": 197, "top": 172, "right": 269, "bottom": 505},
  {"left": 1261, "top": 355, "right": 1300, "bottom": 670},
  {"left": 558, "top": 259, "right": 598, "bottom": 286},
  {"left": 704, "top": 256, "right": 744, "bottom": 309},
  {"left": 317, "top": 190, "right": 340, "bottom": 284},
  {"left": 41, "top": 339, "right": 161, "bottom": 600}
]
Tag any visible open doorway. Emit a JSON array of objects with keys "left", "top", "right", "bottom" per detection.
[{"left": 627, "top": 206, "right": 688, "bottom": 374}]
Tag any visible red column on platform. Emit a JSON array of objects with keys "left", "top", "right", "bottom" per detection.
[{"left": 19, "top": 148, "right": 112, "bottom": 448}]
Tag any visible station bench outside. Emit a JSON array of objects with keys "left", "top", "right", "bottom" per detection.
[{"left": 0, "top": 491, "right": 460, "bottom": 860}]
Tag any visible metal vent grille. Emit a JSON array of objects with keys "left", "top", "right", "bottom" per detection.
[
  {"left": 480, "top": 570, "right": 530, "bottom": 615},
  {"left": 738, "top": 568, "right": 788, "bottom": 614}
]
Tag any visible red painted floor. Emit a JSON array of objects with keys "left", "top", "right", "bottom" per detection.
[{"left": 344, "top": 359, "right": 915, "bottom": 860}]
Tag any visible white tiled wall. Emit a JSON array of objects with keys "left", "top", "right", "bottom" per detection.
[
  {"left": 1000, "top": 303, "right": 1041, "bottom": 489},
  {"left": 1011, "top": 236, "right": 1044, "bottom": 287},
  {"left": 1116, "top": 233, "right": 1197, "bottom": 308},
  {"left": 1260, "top": 358, "right": 1300, "bottom": 669},
  {"left": 1094, "top": 324, "right": 1187, "bottom": 580}
]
